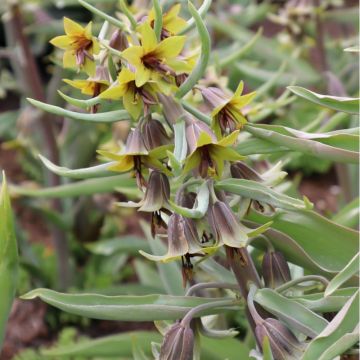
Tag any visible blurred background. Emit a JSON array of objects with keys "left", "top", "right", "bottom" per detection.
[{"left": 0, "top": 0, "right": 358, "bottom": 358}]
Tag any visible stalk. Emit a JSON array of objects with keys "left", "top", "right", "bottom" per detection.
[{"left": 3, "top": 4, "right": 70, "bottom": 289}]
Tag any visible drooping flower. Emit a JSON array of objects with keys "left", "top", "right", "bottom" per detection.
[
  {"left": 121, "top": 22, "right": 190, "bottom": 87},
  {"left": 147, "top": 4, "right": 187, "bottom": 39},
  {"left": 100, "top": 68, "right": 173, "bottom": 119},
  {"left": 50, "top": 17, "right": 100, "bottom": 76},
  {"left": 97, "top": 127, "right": 172, "bottom": 188},
  {"left": 262, "top": 250, "right": 291, "bottom": 289},
  {"left": 140, "top": 116, "right": 170, "bottom": 150},
  {"left": 201, "top": 81, "right": 256, "bottom": 138},
  {"left": 183, "top": 122, "right": 244, "bottom": 179}
]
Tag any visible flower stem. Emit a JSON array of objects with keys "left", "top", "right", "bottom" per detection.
[
  {"left": 275, "top": 275, "right": 329, "bottom": 293},
  {"left": 186, "top": 282, "right": 239, "bottom": 296}
]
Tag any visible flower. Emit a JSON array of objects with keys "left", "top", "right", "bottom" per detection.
[
  {"left": 50, "top": 17, "right": 100, "bottom": 76},
  {"left": 201, "top": 81, "right": 256, "bottom": 137},
  {"left": 97, "top": 127, "right": 172, "bottom": 188},
  {"left": 262, "top": 250, "right": 291, "bottom": 288},
  {"left": 183, "top": 122, "right": 244, "bottom": 178},
  {"left": 100, "top": 67, "right": 161, "bottom": 119},
  {"left": 121, "top": 22, "right": 189, "bottom": 87},
  {"left": 159, "top": 322, "right": 194, "bottom": 360},
  {"left": 147, "top": 4, "right": 187, "bottom": 39},
  {"left": 63, "top": 78, "right": 109, "bottom": 97},
  {"left": 140, "top": 116, "right": 170, "bottom": 150}
]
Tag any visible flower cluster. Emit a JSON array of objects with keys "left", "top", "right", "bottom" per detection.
[{"left": 50, "top": 3, "right": 259, "bottom": 285}]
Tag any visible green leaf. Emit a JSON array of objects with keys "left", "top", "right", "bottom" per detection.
[
  {"left": 39, "top": 154, "right": 116, "bottom": 179},
  {"left": 173, "top": 119, "right": 188, "bottom": 162},
  {"left": 119, "top": 0, "right": 137, "bottom": 30},
  {"left": 332, "top": 197, "right": 359, "bottom": 228},
  {"left": 247, "top": 209, "right": 359, "bottom": 274},
  {"left": 344, "top": 46, "right": 359, "bottom": 52},
  {"left": 176, "top": 1, "right": 211, "bottom": 98},
  {"left": 11, "top": 175, "right": 138, "bottom": 198},
  {"left": 27, "top": 98, "right": 130, "bottom": 123},
  {"left": 301, "top": 291, "right": 359, "bottom": 360},
  {"left": 325, "top": 252, "right": 359, "bottom": 297},
  {"left": 180, "top": 0, "right": 212, "bottom": 34},
  {"left": 78, "top": 0, "right": 125, "bottom": 29},
  {"left": 215, "top": 178, "right": 310, "bottom": 211},
  {"left": 21, "top": 289, "right": 239, "bottom": 321},
  {"left": 86, "top": 236, "right": 151, "bottom": 256},
  {"left": 57, "top": 90, "right": 103, "bottom": 109},
  {"left": 254, "top": 288, "right": 329, "bottom": 337},
  {"left": 152, "top": 0, "right": 162, "bottom": 41},
  {"left": 288, "top": 86, "right": 360, "bottom": 114},
  {"left": 0, "top": 173, "right": 18, "bottom": 350},
  {"left": 245, "top": 124, "right": 359, "bottom": 164}
]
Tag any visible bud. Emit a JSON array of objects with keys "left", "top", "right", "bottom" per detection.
[
  {"left": 125, "top": 127, "right": 147, "bottom": 155},
  {"left": 160, "top": 322, "right": 194, "bottom": 360},
  {"left": 141, "top": 116, "right": 170, "bottom": 150},
  {"left": 255, "top": 318, "right": 304, "bottom": 360},
  {"left": 262, "top": 250, "right": 291, "bottom": 289},
  {"left": 139, "top": 171, "right": 170, "bottom": 212},
  {"left": 158, "top": 94, "right": 189, "bottom": 125},
  {"left": 201, "top": 86, "right": 228, "bottom": 109},
  {"left": 230, "top": 161, "right": 263, "bottom": 182},
  {"left": 109, "top": 29, "right": 128, "bottom": 51},
  {"left": 208, "top": 200, "right": 247, "bottom": 248},
  {"left": 185, "top": 120, "right": 216, "bottom": 155}
]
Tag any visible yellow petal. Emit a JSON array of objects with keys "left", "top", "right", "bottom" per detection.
[
  {"left": 123, "top": 89, "right": 143, "bottom": 119},
  {"left": 84, "top": 21, "right": 93, "bottom": 39},
  {"left": 63, "top": 78, "right": 88, "bottom": 90},
  {"left": 83, "top": 58, "right": 96, "bottom": 76},
  {"left": 135, "top": 65, "right": 151, "bottom": 87},
  {"left": 63, "top": 50, "right": 76, "bottom": 68},
  {"left": 231, "top": 91, "right": 257, "bottom": 108},
  {"left": 217, "top": 130, "right": 239, "bottom": 147},
  {"left": 122, "top": 46, "right": 144, "bottom": 66},
  {"left": 211, "top": 101, "right": 228, "bottom": 118},
  {"left": 166, "top": 58, "right": 192, "bottom": 74},
  {"left": 138, "top": 22, "right": 157, "bottom": 53},
  {"left": 163, "top": 5, "right": 187, "bottom": 35},
  {"left": 196, "top": 131, "right": 214, "bottom": 148},
  {"left": 183, "top": 150, "right": 201, "bottom": 174},
  {"left": 50, "top": 35, "right": 71, "bottom": 49},
  {"left": 63, "top": 17, "right": 84, "bottom": 35},
  {"left": 155, "top": 35, "right": 186, "bottom": 59},
  {"left": 118, "top": 68, "right": 136, "bottom": 84},
  {"left": 99, "top": 84, "right": 127, "bottom": 99},
  {"left": 91, "top": 37, "right": 101, "bottom": 55},
  {"left": 107, "top": 155, "right": 135, "bottom": 172},
  {"left": 97, "top": 150, "right": 124, "bottom": 161},
  {"left": 234, "top": 81, "right": 244, "bottom": 97}
]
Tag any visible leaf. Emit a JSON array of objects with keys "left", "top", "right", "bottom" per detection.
[
  {"left": 262, "top": 336, "right": 274, "bottom": 360},
  {"left": 11, "top": 175, "right": 138, "bottom": 198},
  {"left": 344, "top": 46, "right": 359, "bottom": 52},
  {"left": 0, "top": 173, "right": 18, "bottom": 350},
  {"left": 301, "top": 291, "right": 359, "bottom": 360},
  {"left": 325, "top": 252, "right": 359, "bottom": 297},
  {"left": 332, "top": 197, "right": 359, "bottom": 228},
  {"left": 78, "top": 0, "right": 125, "bottom": 29},
  {"left": 254, "top": 288, "right": 329, "bottom": 338},
  {"left": 85, "top": 236, "right": 151, "bottom": 256},
  {"left": 39, "top": 154, "right": 116, "bottom": 179},
  {"left": 288, "top": 86, "right": 360, "bottom": 114},
  {"left": 215, "top": 178, "right": 310, "bottom": 211},
  {"left": 21, "top": 289, "right": 239, "bottom": 321},
  {"left": 180, "top": 0, "right": 212, "bottom": 34},
  {"left": 173, "top": 119, "right": 188, "bottom": 162},
  {"left": 27, "top": 98, "right": 130, "bottom": 123},
  {"left": 57, "top": 90, "right": 103, "bottom": 109},
  {"left": 247, "top": 209, "right": 359, "bottom": 274},
  {"left": 245, "top": 124, "right": 359, "bottom": 164},
  {"left": 176, "top": 1, "right": 211, "bottom": 98},
  {"left": 152, "top": 0, "right": 162, "bottom": 41}
]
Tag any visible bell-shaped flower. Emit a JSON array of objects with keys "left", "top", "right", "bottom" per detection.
[
  {"left": 159, "top": 322, "right": 194, "bottom": 360},
  {"left": 50, "top": 17, "right": 100, "bottom": 76},
  {"left": 147, "top": 4, "right": 187, "bottom": 39},
  {"left": 262, "top": 250, "right": 291, "bottom": 289},
  {"left": 121, "top": 22, "right": 190, "bottom": 87},
  {"left": 141, "top": 116, "right": 170, "bottom": 150},
  {"left": 99, "top": 67, "right": 172, "bottom": 119},
  {"left": 201, "top": 81, "right": 256, "bottom": 138},
  {"left": 97, "top": 127, "right": 172, "bottom": 188},
  {"left": 183, "top": 123, "right": 244, "bottom": 179}
]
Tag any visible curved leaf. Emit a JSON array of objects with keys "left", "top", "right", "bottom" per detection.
[
  {"left": 176, "top": 1, "right": 211, "bottom": 98},
  {"left": 21, "top": 289, "right": 239, "bottom": 321},
  {"left": 180, "top": 0, "right": 212, "bottom": 34},
  {"left": 288, "top": 86, "right": 360, "bottom": 114},
  {"left": 27, "top": 98, "right": 130, "bottom": 123},
  {"left": 0, "top": 174, "right": 18, "bottom": 350}
]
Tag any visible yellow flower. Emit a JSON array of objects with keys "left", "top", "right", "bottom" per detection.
[
  {"left": 121, "top": 22, "right": 190, "bottom": 87},
  {"left": 202, "top": 82, "right": 256, "bottom": 138},
  {"left": 99, "top": 68, "right": 171, "bottom": 119},
  {"left": 183, "top": 128, "right": 245, "bottom": 179},
  {"left": 50, "top": 17, "right": 100, "bottom": 76},
  {"left": 148, "top": 4, "right": 187, "bottom": 38},
  {"left": 63, "top": 78, "right": 109, "bottom": 96}
]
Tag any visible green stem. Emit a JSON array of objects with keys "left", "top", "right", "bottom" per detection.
[
  {"left": 119, "top": 0, "right": 137, "bottom": 30},
  {"left": 275, "top": 275, "right": 329, "bottom": 293},
  {"left": 186, "top": 282, "right": 239, "bottom": 296},
  {"left": 153, "top": 0, "right": 163, "bottom": 41}
]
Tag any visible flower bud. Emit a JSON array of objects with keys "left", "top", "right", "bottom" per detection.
[
  {"left": 125, "top": 127, "right": 147, "bottom": 154},
  {"left": 230, "top": 161, "right": 263, "bottom": 182},
  {"left": 201, "top": 86, "right": 228, "bottom": 109},
  {"left": 141, "top": 116, "right": 170, "bottom": 150},
  {"left": 255, "top": 318, "right": 304, "bottom": 360},
  {"left": 185, "top": 120, "right": 216, "bottom": 155},
  {"left": 262, "top": 250, "right": 291, "bottom": 289},
  {"left": 139, "top": 171, "right": 170, "bottom": 212},
  {"left": 109, "top": 29, "right": 128, "bottom": 51},
  {"left": 160, "top": 322, "right": 194, "bottom": 360},
  {"left": 158, "top": 94, "right": 189, "bottom": 125}
]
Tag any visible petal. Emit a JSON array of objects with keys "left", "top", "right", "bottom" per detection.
[
  {"left": 183, "top": 151, "right": 201, "bottom": 174},
  {"left": 135, "top": 66, "right": 151, "bottom": 87},
  {"left": 63, "top": 50, "right": 76, "bottom": 68},
  {"left": 118, "top": 67, "right": 136, "bottom": 84},
  {"left": 84, "top": 21, "right": 93, "bottom": 39},
  {"left": 196, "top": 131, "right": 213, "bottom": 148},
  {"left": 138, "top": 22, "right": 157, "bottom": 53},
  {"left": 231, "top": 91, "right": 257, "bottom": 108},
  {"left": 50, "top": 35, "right": 71, "bottom": 49},
  {"left": 234, "top": 81, "right": 244, "bottom": 97},
  {"left": 97, "top": 150, "right": 124, "bottom": 161},
  {"left": 63, "top": 79, "right": 93, "bottom": 95},
  {"left": 155, "top": 36, "right": 186, "bottom": 59},
  {"left": 107, "top": 155, "right": 134, "bottom": 172},
  {"left": 166, "top": 58, "right": 192, "bottom": 74},
  {"left": 123, "top": 90, "right": 143, "bottom": 119},
  {"left": 217, "top": 130, "right": 239, "bottom": 147},
  {"left": 122, "top": 46, "right": 144, "bottom": 66},
  {"left": 99, "top": 84, "right": 127, "bottom": 99},
  {"left": 91, "top": 37, "right": 101, "bottom": 55},
  {"left": 63, "top": 17, "right": 84, "bottom": 35},
  {"left": 83, "top": 58, "right": 96, "bottom": 76}
]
